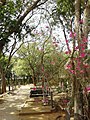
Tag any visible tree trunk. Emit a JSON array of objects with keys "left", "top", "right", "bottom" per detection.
[
  {"left": 0, "top": 65, "right": 6, "bottom": 93},
  {"left": 74, "top": 0, "right": 82, "bottom": 119},
  {"left": 83, "top": 1, "right": 90, "bottom": 38},
  {"left": 74, "top": 0, "right": 89, "bottom": 119}
]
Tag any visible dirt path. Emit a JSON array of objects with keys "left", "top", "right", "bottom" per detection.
[
  {"left": 0, "top": 85, "right": 62, "bottom": 120},
  {"left": 0, "top": 85, "right": 30, "bottom": 120},
  {"left": 0, "top": 85, "right": 73, "bottom": 120}
]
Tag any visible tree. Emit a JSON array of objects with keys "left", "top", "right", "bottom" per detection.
[
  {"left": 57, "top": 0, "right": 90, "bottom": 119},
  {"left": 14, "top": 39, "right": 54, "bottom": 84},
  {"left": 13, "top": 37, "right": 68, "bottom": 89},
  {"left": 73, "top": 0, "right": 90, "bottom": 119},
  {"left": 53, "top": 0, "right": 90, "bottom": 119},
  {"left": 0, "top": 0, "right": 49, "bottom": 93}
]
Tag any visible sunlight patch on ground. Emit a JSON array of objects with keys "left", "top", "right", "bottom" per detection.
[
  {"left": 10, "top": 112, "right": 15, "bottom": 115},
  {"left": 0, "top": 107, "right": 6, "bottom": 110}
]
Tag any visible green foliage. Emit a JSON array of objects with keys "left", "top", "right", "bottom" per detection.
[
  {"left": 57, "top": 0, "right": 75, "bottom": 17},
  {"left": 0, "top": 55, "right": 12, "bottom": 72},
  {"left": 50, "top": 0, "right": 75, "bottom": 32},
  {"left": 0, "top": 0, "right": 22, "bottom": 45},
  {"left": 0, "top": 55, "right": 7, "bottom": 69},
  {"left": 15, "top": 43, "right": 41, "bottom": 76},
  {"left": 13, "top": 59, "right": 26, "bottom": 76},
  {"left": 13, "top": 40, "right": 69, "bottom": 86}
]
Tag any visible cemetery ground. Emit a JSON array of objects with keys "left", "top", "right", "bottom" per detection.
[{"left": 0, "top": 84, "right": 74, "bottom": 120}]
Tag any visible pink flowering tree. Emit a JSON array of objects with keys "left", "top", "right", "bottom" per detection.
[{"left": 63, "top": 1, "right": 90, "bottom": 119}]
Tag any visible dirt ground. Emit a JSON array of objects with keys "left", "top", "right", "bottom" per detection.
[{"left": 0, "top": 85, "right": 73, "bottom": 120}]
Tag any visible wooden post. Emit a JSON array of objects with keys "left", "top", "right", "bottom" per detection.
[{"left": 51, "top": 91, "right": 54, "bottom": 108}]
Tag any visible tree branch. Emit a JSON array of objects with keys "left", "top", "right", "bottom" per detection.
[{"left": 18, "top": 0, "right": 44, "bottom": 24}]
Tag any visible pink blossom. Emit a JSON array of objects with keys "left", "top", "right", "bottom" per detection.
[
  {"left": 75, "top": 57, "right": 79, "bottom": 61},
  {"left": 83, "top": 63, "right": 89, "bottom": 68},
  {"left": 74, "top": 33, "right": 76, "bottom": 37},
  {"left": 79, "top": 19, "right": 83, "bottom": 24},
  {"left": 81, "top": 47, "right": 85, "bottom": 51},
  {"left": 77, "top": 61, "right": 81, "bottom": 66},
  {"left": 80, "top": 43, "right": 84, "bottom": 48},
  {"left": 65, "top": 51, "right": 69, "bottom": 54},
  {"left": 69, "top": 32, "right": 76, "bottom": 38},
  {"left": 69, "top": 70, "right": 76, "bottom": 74},
  {"left": 65, "top": 39, "right": 68, "bottom": 43},
  {"left": 33, "top": 87, "right": 36, "bottom": 90},
  {"left": 66, "top": 64, "right": 72, "bottom": 69},
  {"left": 63, "top": 99, "right": 69, "bottom": 103},
  {"left": 75, "top": 46, "right": 79, "bottom": 50},
  {"left": 69, "top": 31, "right": 73, "bottom": 38},
  {"left": 76, "top": 67, "right": 80, "bottom": 70},
  {"left": 80, "top": 43, "right": 86, "bottom": 50},
  {"left": 80, "top": 52, "right": 86, "bottom": 58},
  {"left": 80, "top": 70, "right": 84, "bottom": 73},
  {"left": 82, "top": 37, "right": 88, "bottom": 43},
  {"left": 85, "top": 87, "right": 90, "bottom": 92}
]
